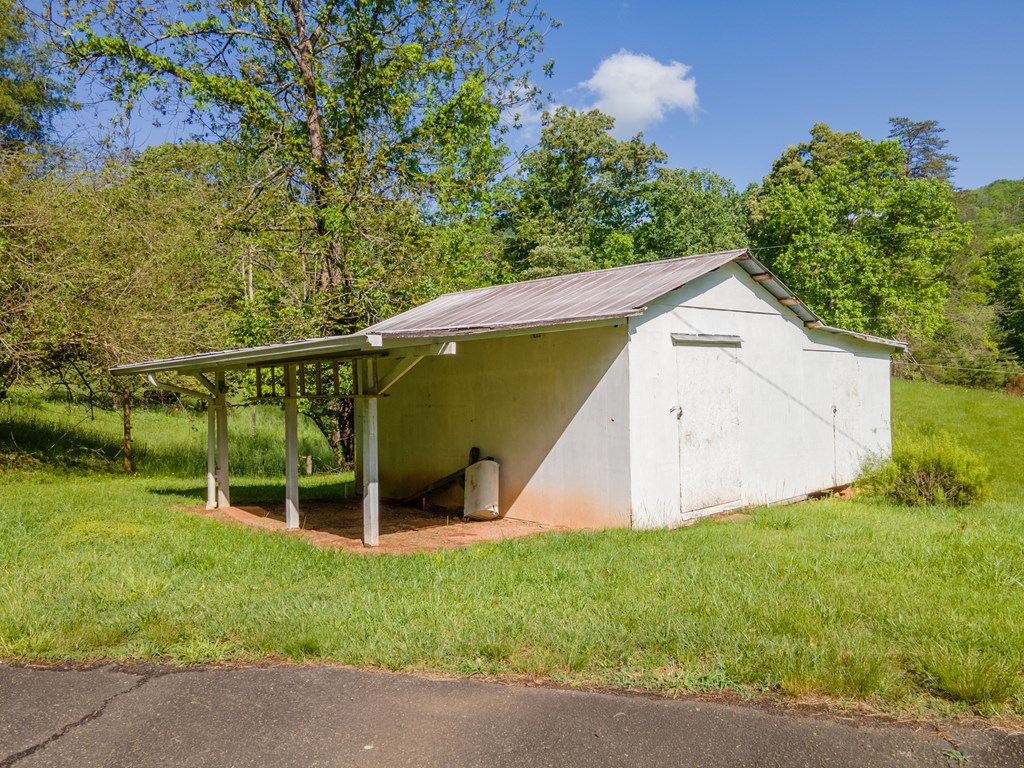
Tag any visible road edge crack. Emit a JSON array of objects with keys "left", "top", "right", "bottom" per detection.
[{"left": 0, "top": 669, "right": 166, "bottom": 767}]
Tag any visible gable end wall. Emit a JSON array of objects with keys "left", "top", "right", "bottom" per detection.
[{"left": 627, "top": 262, "right": 893, "bottom": 528}]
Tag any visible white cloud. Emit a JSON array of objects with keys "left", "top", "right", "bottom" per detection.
[{"left": 581, "top": 50, "right": 698, "bottom": 136}]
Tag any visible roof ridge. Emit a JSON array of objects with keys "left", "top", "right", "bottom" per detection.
[{"left": 426, "top": 248, "right": 750, "bottom": 301}]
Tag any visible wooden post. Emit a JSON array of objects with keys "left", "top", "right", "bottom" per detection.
[
  {"left": 206, "top": 402, "right": 217, "bottom": 509},
  {"left": 361, "top": 359, "right": 379, "bottom": 547},
  {"left": 215, "top": 371, "right": 230, "bottom": 508},
  {"left": 284, "top": 364, "right": 300, "bottom": 530},
  {"left": 121, "top": 389, "right": 133, "bottom": 474}
]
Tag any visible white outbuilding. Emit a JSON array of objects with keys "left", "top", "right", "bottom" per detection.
[
  {"left": 365, "top": 247, "right": 903, "bottom": 529},
  {"left": 112, "top": 248, "right": 904, "bottom": 543}
]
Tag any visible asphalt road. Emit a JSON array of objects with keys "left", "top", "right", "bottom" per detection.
[{"left": 1, "top": 663, "right": 1022, "bottom": 767}]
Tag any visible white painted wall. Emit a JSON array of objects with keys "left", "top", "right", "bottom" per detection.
[
  {"left": 628, "top": 262, "right": 893, "bottom": 529},
  {"left": 376, "top": 325, "right": 633, "bottom": 528},
  {"left": 377, "top": 262, "right": 894, "bottom": 531}
]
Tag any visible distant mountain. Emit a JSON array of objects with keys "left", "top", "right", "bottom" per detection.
[{"left": 957, "top": 178, "right": 1024, "bottom": 249}]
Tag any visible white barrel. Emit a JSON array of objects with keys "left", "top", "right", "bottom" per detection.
[{"left": 463, "top": 459, "right": 500, "bottom": 520}]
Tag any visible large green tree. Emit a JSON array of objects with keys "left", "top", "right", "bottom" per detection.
[
  {"left": 987, "top": 233, "right": 1024, "bottom": 360},
  {"left": 748, "top": 123, "right": 970, "bottom": 341},
  {"left": 498, "top": 107, "right": 666, "bottom": 278},
  {"left": 50, "top": 0, "right": 548, "bottom": 324},
  {"left": 636, "top": 168, "right": 746, "bottom": 259},
  {"left": 887, "top": 117, "right": 958, "bottom": 181},
  {"left": 0, "top": 0, "right": 64, "bottom": 147},
  {"left": 0, "top": 144, "right": 248, "bottom": 401},
  {"left": 49, "top": 0, "right": 549, "bottom": 461}
]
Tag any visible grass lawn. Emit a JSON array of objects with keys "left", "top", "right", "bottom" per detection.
[{"left": 1, "top": 380, "right": 1023, "bottom": 718}]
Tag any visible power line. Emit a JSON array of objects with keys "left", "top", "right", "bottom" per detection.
[
  {"left": 892, "top": 360, "right": 1021, "bottom": 376},
  {"left": 748, "top": 224, "right": 963, "bottom": 253},
  {"left": 741, "top": 225, "right": 1022, "bottom": 323},
  {"left": 829, "top": 307, "right": 1024, "bottom": 322}
]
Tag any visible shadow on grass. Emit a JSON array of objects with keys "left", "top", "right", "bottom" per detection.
[
  {"left": 2, "top": 400, "right": 339, "bottom": 477},
  {"left": 0, "top": 413, "right": 122, "bottom": 472},
  {"left": 150, "top": 479, "right": 357, "bottom": 505}
]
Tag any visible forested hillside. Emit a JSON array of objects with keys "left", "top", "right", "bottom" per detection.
[
  {"left": 954, "top": 180, "right": 1024, "bottom": 367},
  {"left": 957, "top": 179, "right": 1024, "bottom": 247}
]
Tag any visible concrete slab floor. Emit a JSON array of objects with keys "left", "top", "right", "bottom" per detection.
[{"left": 196, "top": 498, "right": 568, "bottom": 553}]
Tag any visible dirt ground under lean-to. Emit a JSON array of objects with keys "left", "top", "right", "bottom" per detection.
[{"left": 195, "top": 497, "right": 566, "bottom": 553}]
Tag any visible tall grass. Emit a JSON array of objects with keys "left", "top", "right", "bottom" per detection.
[
  {"left": 1, "top": 380, "right": 1023, "bottom": 717},
  {"left": 891, "top": 378, "right": 1024, "bottom": 499},
  {"left": 0, "top": 389, "right": 336, "bottom": 476}
]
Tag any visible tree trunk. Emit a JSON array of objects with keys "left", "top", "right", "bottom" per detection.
[
  {"left": 121, "top": 389, "right": 133, "bottom": 473},
  {"left": 307, "top": 399, "right": 355, "bottom": 469},
  {"left": 319, "top": 420, "right": 344, "bottom": 467},
  {"left": 0, "top": 359, "right": 16, "bottom": 400},
  {"left": 282, "top": 0, "right": 362, "bottom": 468},
  {"left": 337, "top": 398, "right": 354, "bottom": 468}
]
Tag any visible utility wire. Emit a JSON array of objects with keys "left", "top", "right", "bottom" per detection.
[
  {"left": 743, "top": 225, "right": 1023, "bottom": 324},
  {"left": 892, "top": 361, "right": 1021, "bottom": 375},
  {"left": 747, "top": 224, "right": 963, "bottom": 253},
  {"left": 829, "top": 308, "right": 1024, "bottom": 322}
]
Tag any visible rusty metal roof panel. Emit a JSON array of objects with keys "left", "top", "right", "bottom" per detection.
[{"left": 364, "top": 249, "right": 747, "bottom": 337}]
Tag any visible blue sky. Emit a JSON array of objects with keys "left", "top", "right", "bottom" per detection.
[
  {"left": 56, "top": 0, "right": 1022, "bottom": 191},
  {"left": 533, "top": 0, "right": 1023, "bottom": 189}
]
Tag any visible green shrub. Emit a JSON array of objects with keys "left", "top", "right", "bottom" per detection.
[{"left": 864, "top": 429, "right": 991, "bottom": 507}]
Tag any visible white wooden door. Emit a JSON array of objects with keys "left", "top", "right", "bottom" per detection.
[{"left": 674, "top": 342, "right": 742, "bottom": 517}]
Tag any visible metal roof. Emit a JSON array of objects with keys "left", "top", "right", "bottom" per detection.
[
  {"left": 110, "top": 248, "right": 903, "bottom": 377},
  {"left": 364, "top": 249, "right": 746, "bottom": 338},
  {"left": 108, "top": 334, "right": 373, "bottom": 376},
  {"left": 364, "top": 248, "right": 903, "bottom": 349}
]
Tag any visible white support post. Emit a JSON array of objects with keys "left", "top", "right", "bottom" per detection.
[
  {"left": 284, "top": 364, "right": 300, "bottom": 530},
  {"left": 354, "top": 361, "right": 364, "bottom": 495},
  {"left": 215, "top": 371, "right": 230, "bottom": 508},
  {"left": 361, "top": 359, "right": 379, "bottom": 547},
  {"left": 354, "top": 402, "right": 364, "bottom": 494},
  {"left": 206, "top": 403, "right": 217, "bottom": 510},
  {"left": 362, "top": 397, "right": 379, "bottom": 547}
]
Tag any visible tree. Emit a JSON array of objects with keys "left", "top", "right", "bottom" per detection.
[
  {"left": 908, "top": 253, "right": 1017, "bottom": 389},
  {"left": 0, "top": 144, "right": 246, "bottom": 403},
  {"left": 637, "top": 168, "right": 747, "bottom": 258},
  {"left": 499, "top": 107, "right": 665, "bottom": 277},
  {"left": 50, "top": 0, "right": 546, "bottom": 306},
  {"left": 49, "top": 0, "right": 550, "bottom": 461},
  {"left": 956, "top": 178, "right": 1024, "bottom": 255},
  {"left": 748, "top": 123, "right": 970, "bottom": 341},
  {"left": 0, "top": 151, "right": 54, "bottom": 395},
  {"left": 0, "top": 0, "right": 64, "bottom": 147},
  {"left": 0, "top": 142, "right": 279, "bottom": 465},
  {"left": 887, "top": 117, "right": 958, "bottom": 181},
  {"left": 987, "top": 233, "right": 1024, "bottom": 359}
]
